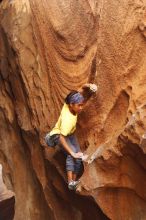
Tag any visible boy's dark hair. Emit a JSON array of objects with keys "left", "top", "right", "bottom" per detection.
[{"left": 65, "top": 90, "right": 79, "bottom": 104}]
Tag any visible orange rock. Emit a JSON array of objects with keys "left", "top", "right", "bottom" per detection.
[{"left": 0, "top": 0, "right": 146, "bottom": 219}]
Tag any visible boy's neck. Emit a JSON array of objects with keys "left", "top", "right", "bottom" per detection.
[{"left": 69, "top": 106, "right": 76, "bottom": 116}]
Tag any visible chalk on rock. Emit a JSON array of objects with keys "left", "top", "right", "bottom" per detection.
[{"left": 81, "top": 154, "right": 89, "bottom": 161}]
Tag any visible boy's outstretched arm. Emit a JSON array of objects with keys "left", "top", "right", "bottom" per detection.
[{"left": 59, "top": 135, "right": 83, "bottom": 158}]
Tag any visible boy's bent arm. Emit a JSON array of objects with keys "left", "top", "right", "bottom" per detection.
[{"left": 78, "top": 83, "right": 98, "bottom": 104}]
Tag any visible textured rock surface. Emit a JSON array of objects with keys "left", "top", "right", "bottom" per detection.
[{"left": 0, "top": 0, "right": 146, "bottom": 219}]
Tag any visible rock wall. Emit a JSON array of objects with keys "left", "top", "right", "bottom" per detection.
[{"left": 0, "top": 0, "right": 146, "bottom": 219}]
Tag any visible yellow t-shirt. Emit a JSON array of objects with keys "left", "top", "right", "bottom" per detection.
[{"left": 50, "top": 103, "right": 77, "bottom": 136}]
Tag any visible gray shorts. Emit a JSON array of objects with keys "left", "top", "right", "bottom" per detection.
[{"left": 45, "top": 133, "right": 82, "bottom": 174}]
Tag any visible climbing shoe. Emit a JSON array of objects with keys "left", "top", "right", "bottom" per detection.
[
  {"left": 68, "top": 180, "right": 76, "bottom": 190},
  {"left": 73, "top": 180, "right": 80, "bottom": 187},
  {"left": 68, "top": 180, "right": 80, "bottom": 190}
]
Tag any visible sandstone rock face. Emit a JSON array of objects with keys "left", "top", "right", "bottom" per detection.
[{"left": 0, "top": 0, "right": 146, "bottom": 219}]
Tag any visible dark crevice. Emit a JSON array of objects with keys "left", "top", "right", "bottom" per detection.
[
  {"left": 121, "top": 139, "right": 146, "bottom": 171},
  {"left": 0, "top": 164, "right": 15, "bottom": 220},
  {"left": 52, "top": 178, "right": 110, "bottom": 220}
]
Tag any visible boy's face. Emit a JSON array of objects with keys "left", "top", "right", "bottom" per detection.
[{"left": 70, "top": 102, "right": 84, "bottom": 114}]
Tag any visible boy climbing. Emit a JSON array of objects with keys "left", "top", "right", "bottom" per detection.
[{"left": 45, "top": 83, "right": 97, "bottom": 190}]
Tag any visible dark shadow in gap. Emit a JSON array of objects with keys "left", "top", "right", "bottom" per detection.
[{"left": 0, "top": 164, "right": 15, "bottom": 220}]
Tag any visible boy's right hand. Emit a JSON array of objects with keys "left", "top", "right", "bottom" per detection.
[
  {"left": 83, "top": 83, "right": 98, "bottom": 93},
  {"left": 71, "top": 152, "right": 83, "bottom": 159}
]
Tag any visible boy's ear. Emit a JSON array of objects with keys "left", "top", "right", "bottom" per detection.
[{"left": 69, "top": 103, "right": 74, "bottom": 108}]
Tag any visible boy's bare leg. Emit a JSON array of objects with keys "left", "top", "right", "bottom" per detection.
[
  {"left": 67, "top": 171, "right": 73, "bottom": 182},
  {"left": 72, "top": 173, "right": 77, "bottom": 181}
]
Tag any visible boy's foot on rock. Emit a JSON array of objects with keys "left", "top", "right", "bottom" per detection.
[
  {"left": 68, "top": 180, "right": 80, "bottom": 190},
  {"left": 68, "top": 180, "right": 76, "bottom": 190}
]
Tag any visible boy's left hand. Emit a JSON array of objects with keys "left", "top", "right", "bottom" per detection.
[{"left": 71, "top": 152, "right": 83, "bottom": 159}]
